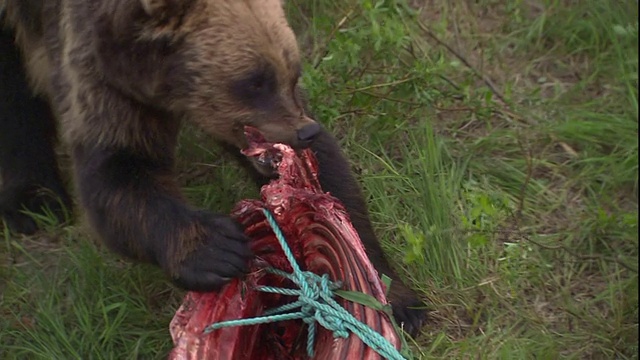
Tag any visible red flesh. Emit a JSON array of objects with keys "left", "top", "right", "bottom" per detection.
[{"left": 169, "top": 127, "right": 401, "bottom": 359}]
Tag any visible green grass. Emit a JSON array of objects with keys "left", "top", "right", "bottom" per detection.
[
  {"left": 1, "top": 233, "right": 175, "bottom": 358},
  {"left": 1, "top": 0, "right": 637, "bottom": 358}
]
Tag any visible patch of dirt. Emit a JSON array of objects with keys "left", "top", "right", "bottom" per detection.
[{"left": 2, "top": 232, "right": 64, "bottom": 268}]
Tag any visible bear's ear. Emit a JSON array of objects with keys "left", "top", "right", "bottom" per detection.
[
  {"left": 97, "top": 0, "right": 192, "bottom": 43},
  {"left": 139, "top": 0, "right": 168, "bottom": 18},
  {"left": 138, "top": 0, "right": 196, "bottom": 18},
  {"left": 131, "top": 0, "right": 196, "bottom": 39}
]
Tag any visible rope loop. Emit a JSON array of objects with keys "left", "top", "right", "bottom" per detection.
[{"left": 203, "top": 208, "right": 406, "bottom": 360}]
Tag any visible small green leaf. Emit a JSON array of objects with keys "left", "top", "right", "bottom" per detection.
[
  {"left": 336, "top": 287, "right": 416, "bottom": 357},
  {"left": 381, "top": 274, "right": 392, "bottom": 297},
  {"left": 334, "top": 290, "right": 386, "bottom": 311},
  {"left": 468, "top": 233, "right": 488, "bottom": 247}
]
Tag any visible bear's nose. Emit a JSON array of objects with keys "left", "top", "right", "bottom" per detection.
[{"left": 296, "top": 123, "right": 321, "bottom": 147}]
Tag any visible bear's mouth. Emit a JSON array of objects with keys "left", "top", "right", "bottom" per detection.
[
  {"left": 240, "top": 127, "right": 283, "bottom": 178},
  {"left": 248, "top": 156, "right": 279, "bottom": 178}
]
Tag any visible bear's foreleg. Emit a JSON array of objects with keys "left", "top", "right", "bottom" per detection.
[
  {"left": 0, "top": 26, "right": 71, "bottom": 234},
  {"left": 309, "top": 128, "right": 427, "bottom": 337},
  {"left": 71, "top": 133, "right": 252, "bottom": 292}
]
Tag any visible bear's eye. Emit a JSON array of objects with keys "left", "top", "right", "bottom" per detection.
[
  {"left": 231, "top": 65, "right": 277, "bottom": 108},
  {"left": 245, "top": 69, "right": 275, "bottom": 95},
  {"left": 249, "top": 75, "right": 265, "bottom": 92}
]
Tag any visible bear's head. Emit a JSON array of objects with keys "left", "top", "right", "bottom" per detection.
[{"left": 94, "top": 0, "right": 320, "bottom": 152}]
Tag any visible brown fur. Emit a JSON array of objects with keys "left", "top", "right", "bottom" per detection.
[
  {"left": 1, "top": 0, "right": 426, "bottom": 335},
  {"left": 2, "top": 0, "right": 315, "bottom": 281},
  {"left": 1, "top": 0, "right": 50, "bottom": 95},
  {"left": 4, "top": 0, "right": 311, "bottom": 152}
]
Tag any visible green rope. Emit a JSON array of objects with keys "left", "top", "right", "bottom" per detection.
[{"left": 203, "top": 208, "right": 406, "bottom": 360}]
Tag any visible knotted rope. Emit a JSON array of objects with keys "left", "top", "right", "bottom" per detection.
[{"left": 203, "top": 208, "right": 406, "bottom": 360}]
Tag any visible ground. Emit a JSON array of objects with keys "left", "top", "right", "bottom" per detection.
[{"left": 1, "top": 0, "right": 637, "bottom": 359}]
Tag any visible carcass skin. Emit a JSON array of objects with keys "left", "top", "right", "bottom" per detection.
[{"left": 168, "top": 127, "right": 401, "bottom": 360}]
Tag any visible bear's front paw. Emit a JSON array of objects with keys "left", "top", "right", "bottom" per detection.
[
  {"left": 171, "top": 214, "right": 253, "bottom": 292},
  {"left": 0, "top": 182, "right": 71, "bottom": 235},
  {"left": 388, "top": 284, "right": 428, "bottom": 338}
]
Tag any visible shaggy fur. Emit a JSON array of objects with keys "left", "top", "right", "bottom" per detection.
[{"left": 0, "top": 0, "right": 426, "bottom": 335}]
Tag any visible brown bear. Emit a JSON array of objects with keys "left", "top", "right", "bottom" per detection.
[{"left": 0, "top": 0, "right": 425, "bottom": 335}]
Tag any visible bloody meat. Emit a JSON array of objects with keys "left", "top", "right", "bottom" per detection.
[{"left": 168, "top": 127, "right": 401, "bottom": 360}]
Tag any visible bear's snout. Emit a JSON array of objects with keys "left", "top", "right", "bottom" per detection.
[{"left": 296, "top": 122, "right": 321, "bottom": 148}]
